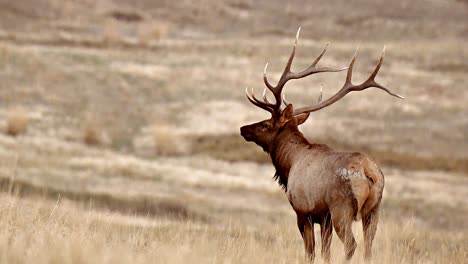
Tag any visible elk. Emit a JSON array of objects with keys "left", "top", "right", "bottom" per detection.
[{"left": 240, "top": 28, "right": 403, "bottom": 262}]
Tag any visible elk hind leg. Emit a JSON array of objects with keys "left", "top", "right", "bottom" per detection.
[
  {"left": 362, "top": 204, "right": 380, "bottom": 261},
  {"left": 331, "top": 206, "right": 356, "bottom": 261}
]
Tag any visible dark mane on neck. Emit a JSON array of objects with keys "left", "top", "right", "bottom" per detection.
[{"left": 273, "top": 169, "right": 288, "bottom": 191}]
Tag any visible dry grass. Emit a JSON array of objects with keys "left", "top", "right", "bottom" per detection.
[
  {"left": 5, "top": 107, "right": 28, "bottom": 137},
  {"left": 0, "top": 194, "right": 465, "bottom": 264}
]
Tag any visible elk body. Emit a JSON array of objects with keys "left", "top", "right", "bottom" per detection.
[{"left": 240, "top": 28, "right": 403, "bottom": 262}]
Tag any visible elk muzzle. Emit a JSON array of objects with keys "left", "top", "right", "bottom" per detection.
[{"left": 240, "top": 125, "right": 255, "bottom": 142}]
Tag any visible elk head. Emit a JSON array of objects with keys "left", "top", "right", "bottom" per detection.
[
  {"left": 240, "top": 28, "right": 403, "bottom": 152},
  {"left": 240, "top": 104, "right": 310, "bottom": 152}
]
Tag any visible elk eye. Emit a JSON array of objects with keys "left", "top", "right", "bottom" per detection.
[{"left": 261, "top": 123, "right": 269, "bottom": 130}]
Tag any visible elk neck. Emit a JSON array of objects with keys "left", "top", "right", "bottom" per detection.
[
  {"left": 269, "top": 125, "right": 310, "bottom": 191},
  {"left": 268, "top": 124, "right": 333, "bottom": 191}
]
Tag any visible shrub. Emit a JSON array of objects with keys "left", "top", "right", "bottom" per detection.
[
  {"left": 137, "top": 22, "right": 166, "bottom": 46},
  {"left": 83, "top": 124, "right": 102, "bottom": 146},
  {"left": 6, "top": 107, "right": 28, "bottom": 136},
  {"left": 153, "top": 125, "right": 189, "bottom": 156},
  {"left": 102, "top": 19, "right": 120, "bottom": 46}
]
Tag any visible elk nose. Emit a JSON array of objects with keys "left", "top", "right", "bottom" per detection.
[
  {"left": 240, "top": 126, "right": 246, "bottom": 135},
  {"left": 240, "top": 126, "right": 253, "bottom": 141},
  {"left": 240, "top": 125, "right": 250, "bottom": 136}
]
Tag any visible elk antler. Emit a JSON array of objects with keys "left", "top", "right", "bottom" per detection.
[
  {"left": 292, "top": 46, "right": 404, "bottom": 116},
  {"left": 245, "top": 27, "right": 346, "bottom": 117}
]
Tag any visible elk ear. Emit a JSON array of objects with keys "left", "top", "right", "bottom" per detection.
[
  {"left": 295, "top": 113, "right": 310, "bottom": 125},
  {"left": 279, "top": 104, "right": 294, "bottom": 124}
]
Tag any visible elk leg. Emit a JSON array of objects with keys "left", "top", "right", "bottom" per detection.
[
  {"left": 297, "top": 214, "right": 315, "bottom": 262},
  {"left": 304, "top": 216, "right": 315, "bottom": 262},
  {"left": 362, "top": 204, "right": 380, "bottom": 261},
  {"left": 297, "top": 214, "right": 305, "bottom": 238},
  {"left": 320, "top": 212, "right": 332, "bottom": 263},
  {"left": 331, "top": 207, "right": 356, "bottom": 261}
]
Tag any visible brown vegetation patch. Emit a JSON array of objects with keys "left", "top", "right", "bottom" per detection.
[
  {"left": 426, "top": 62, "right": 468, "bottom": 73},
  {"left": 109, "top": 10, "right": 144, "bottom": 22}
]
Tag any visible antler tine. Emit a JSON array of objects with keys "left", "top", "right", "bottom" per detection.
[
  {"left": 263, "top": 62, "right": 274, "bottom": 90},
  {"left": 368, "top": 45, "right": 385, "bottom": 81},
  {"left": 262, "top": 88, "right": 272, "bottom": 104},
  {"left": 245, "top": 87, "right": 275, "bottom": 112},
  {"left": 311, "top": 43, "right": 328, "bottom": 66},
  {"left": 282, "top": 94, "right": 290, "bottom": 106},
  {"left": 318, "top": 84, "right": 323, "bottom": 103},
  {"left": 293, "top": 46, "right": 404, "bottom": 116},
  {"left": 300, "top": 43, "right": 348, "bottom": 75},
  {"left": 249, "top": 87, "right": 272, "bottom": 106},
  {"left": 344, "top": 46, "right": 360, "bottom": 86},
  {"left": 281, "top": 27, "right": 300, "bottom": 79}
]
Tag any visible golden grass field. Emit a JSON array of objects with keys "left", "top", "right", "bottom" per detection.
[{"left": 0, "top": 0, "right": 467, "bottom": 263}]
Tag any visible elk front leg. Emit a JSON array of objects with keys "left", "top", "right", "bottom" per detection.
[
  {"left": 320, "top": 212, "right": 332, "bottom": 263},
  {"left": 297, "top": 214, "right": 315, "bottom": 262}
]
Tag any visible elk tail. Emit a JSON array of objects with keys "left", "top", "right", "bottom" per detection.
[{"left": 360, "top": 161, "right": 385, "bottom": 218}]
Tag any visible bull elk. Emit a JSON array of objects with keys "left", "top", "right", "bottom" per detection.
[{"left": 240, "top": 28, "right": 403, "bottom": 262}]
